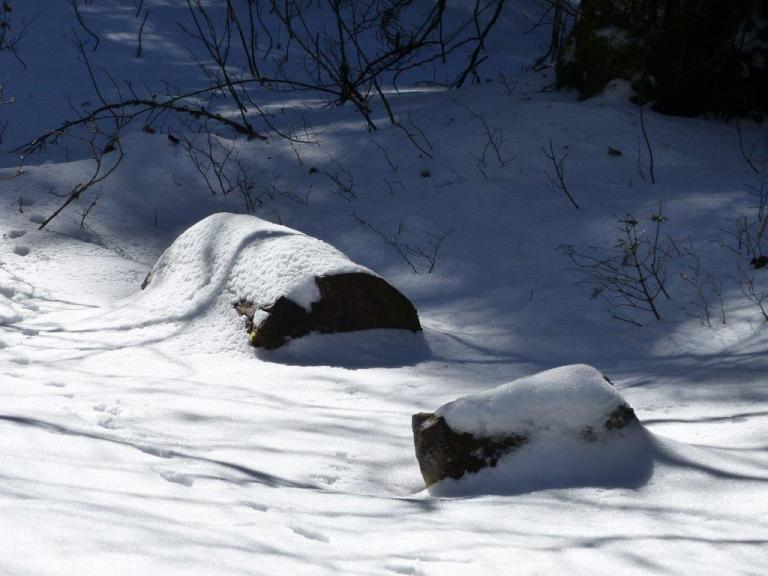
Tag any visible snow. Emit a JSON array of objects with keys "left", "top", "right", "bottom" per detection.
[
  {"left": 0, "top": 1, "right": 766, "bottom": 575},
  {"left": 140, "top": 211, "right": 370, "bottom": 318},
  {"left": 437, "top": 364, "right": 626, "bottom": 437},
  {"left": 25, "top": 212, "right": 374, "bottom": 354},
  {"left": 0, "top": 266, "right": 36, "bottom": 325}
]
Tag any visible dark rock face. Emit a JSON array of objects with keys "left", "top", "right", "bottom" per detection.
[
  {"left": 412, "top": 402, "right": 638, "bottom": 488},
  {"left": 557, "top": 0, "right": 768, "bottom": 117},
  {"left": 604, "top": 403, "right": 637, "bottom": 430},
  {"left": 237, "top": 272, "right": 421, "bottom": 349},
  {"left": 412, "top": 413, "right": 528, "bottom": 488}
]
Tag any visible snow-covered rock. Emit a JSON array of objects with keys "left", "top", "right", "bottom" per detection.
[
  {"left": 413, "top": 365, "right": 640, "bottom": 489},
  {"left": 141, "top": 213, "right": 420, "bottom": 349}
]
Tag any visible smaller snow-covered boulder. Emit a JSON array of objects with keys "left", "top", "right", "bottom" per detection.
[
  {"left": 412, "top": 365, "right": 638, "bottom": 488},
  {"left": 141, "top": 213, "right": 420, "bottom": 349}
]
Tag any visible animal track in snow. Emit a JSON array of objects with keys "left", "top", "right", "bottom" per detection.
[
  {"left": 13, "top": 246, "right": 30, "bottom": 257},
  {"left": 309, "top": 472, "right": 340, "bottom": 486},
  {"left": 8, "top": 230, "right": 26, "bottom": 239},
  {"left": 243, "top": 501, "right": 269, "bottom": 512},
  {"left": 386, "top": 564, "right": 425, "bottom": 576},
  {"left": 158, "top": 469, "right": 194, "bottom": 486},
  {"left": 44, "top": 381, "right": 66, "bottom": 388},
  {"left": 93, "top": 402, "right": 123, "bottom": 429},
  {"left": 138, "top": 445, "right": 175, "bottom": 459},
  {"left": 97, "top": 416, "right": 120, "bottom": 429},
  {"left": 28, "top": 214, "right": 44, "bottom": 224},
  {"left": 93, "top": 403, "right": 121, "bottom": 416},
  {"left": 291, "top": 526, "right": 329, "bottom": 543}
]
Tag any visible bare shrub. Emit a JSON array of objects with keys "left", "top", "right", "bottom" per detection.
[{"left": 559, "top": 206, "right": 678, "bottom": 325}]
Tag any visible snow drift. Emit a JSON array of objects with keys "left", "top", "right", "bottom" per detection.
[{"left": 138, "top": 213, "right": 420, "bottom": 349}]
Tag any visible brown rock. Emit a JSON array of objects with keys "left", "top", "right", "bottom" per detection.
[
  {"left": 411, "top": 412, "right": 528, "bottom": 488},
  {"left": 238, "top": 272, "right": 421, "bottom": 349}
]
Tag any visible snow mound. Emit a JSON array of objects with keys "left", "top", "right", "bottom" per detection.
[
  {"left": 429, "top": 365, "right": 654, "bottom": 495},
  {"left": 50, "top": 213, "right": 374, "bottom": 352},
  {"left": 142, "top": 212, "right": 371, "bottom": 316},
  {"left": 438, "top": 364, "right": 626, "bottom": 438}
]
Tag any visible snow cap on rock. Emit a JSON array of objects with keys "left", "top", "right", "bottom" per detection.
[
  {"left": 437, "top": 364, "right": 627, "bottom": 438},
  {"left": 144, "top": 212, "right": 373, "bottom": 315}
]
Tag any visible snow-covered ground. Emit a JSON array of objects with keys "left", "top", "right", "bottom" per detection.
[{"left": 1, "top": 2, "right": 767, "bottom": 575}]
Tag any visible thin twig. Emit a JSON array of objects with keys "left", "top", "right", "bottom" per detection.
[{"left": 640, "top": 108, "right": 656, "bottom": 184}]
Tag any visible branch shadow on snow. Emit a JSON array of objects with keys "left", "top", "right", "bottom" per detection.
[{"left": 0, "top": 413, "right": 318, "bottom": 490}]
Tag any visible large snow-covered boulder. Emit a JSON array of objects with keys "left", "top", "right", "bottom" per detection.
[
  {"left": 412, "top": 365, "right": 639, "bottom": 489},
  {"left": 142, "top": 213, "right": 421, "bottom": 349}
]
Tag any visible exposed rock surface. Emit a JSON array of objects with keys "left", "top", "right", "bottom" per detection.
[
  {"left": 412, "top": 413, "right": 528, "bottom": 487},
  {"left": 236, "top": 272, "right": 421, "bottom": 349}
]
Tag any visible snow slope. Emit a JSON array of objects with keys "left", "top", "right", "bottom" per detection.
[{"left": 1, "top": 2, "right": 767, "bottom": 575}]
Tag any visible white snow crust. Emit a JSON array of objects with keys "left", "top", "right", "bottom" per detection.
[
  {"left": 438, "top": 364, "right": 625, "bottom": 438},
  {"left": 142, "top": 212, "right": 371, "bottom": 315}
]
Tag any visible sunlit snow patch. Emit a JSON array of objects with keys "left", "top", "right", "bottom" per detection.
[
  {"left": 141, "top": 212, "right": 368, "bottom": 313},
  {"left": 0, "top": 267, "right": 37, "bottom": 325}
]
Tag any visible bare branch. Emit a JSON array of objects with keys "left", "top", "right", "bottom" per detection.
[{"left": 543, "top": 139, "right": 579, "bottom": 210}]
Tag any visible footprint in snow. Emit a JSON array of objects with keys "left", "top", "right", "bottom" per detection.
[
  {"left": 158, "top": 469, "right": 194, "bottom": 486},
  {"left": 29, "top": 215, "right": 44, "bottom": 225},
  {"left": 8, "top": 230, "right": 26, "bottom": 239},
  {"left": 291, "top": 526, "right": 329, "bottom": 543},
  {"left": 94, "top": 403, "right": 123, "bottom": 429},
  {"left": 309, "top": 472, "right": 340, "bottom": 486},
  {"left": 138, "top": 445, "right": 175, "bottom": 459},
  {"left": 97, "top": 416, "right": 120, "bottom": 429},
  {"left": 44, "top": 381, "right": 66, "bottom": 388},
  {"left": 13, "top": 246, "right": 30, "bottom": 257},
  {"left": 242, "top": 501, "right": 269, "bottom": 512},
  {"left": 93, "top": 403, "right": 121, "bottom": 416},
  {"left": 386, "top": 565, "right": 425, "bottom": 576}
]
